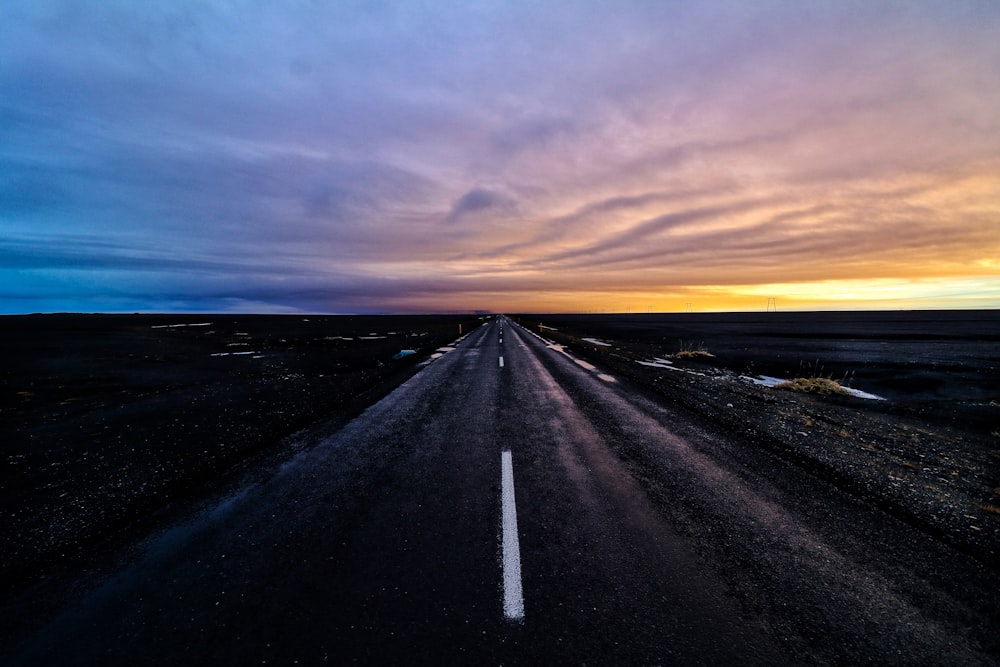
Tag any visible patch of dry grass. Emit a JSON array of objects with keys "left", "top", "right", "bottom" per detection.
[
  {"left": 672, "top": 340, "right": 713, "bottom": 360},
  {"left": 976, "top": 503, "right": 1000, "bottom": 516},
  {"left": 674, "top": 349, "right": 714, "bottom": 360},
  {"left": 774, "top": 377, "right": 849, "bottom": 396}
]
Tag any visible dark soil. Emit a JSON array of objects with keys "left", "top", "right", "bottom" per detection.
[
  {"left": 512, "top": 311, "right": 1000, "bottom": 571},
  {"left": 0, "top": 313, "right": 483, "bottom": 597}
]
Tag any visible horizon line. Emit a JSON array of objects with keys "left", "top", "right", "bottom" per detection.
[{"left": 4, "top": 307, "right": 999, "bottom": 318}]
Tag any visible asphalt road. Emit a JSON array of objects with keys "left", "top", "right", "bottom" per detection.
[{"left": 6, "top": 316, "right": 997, "bottom": 665}]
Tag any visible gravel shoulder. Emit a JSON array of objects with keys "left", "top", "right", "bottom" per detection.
[{"left": 512, "top": 317, "right": 1000, "bottom": 572}]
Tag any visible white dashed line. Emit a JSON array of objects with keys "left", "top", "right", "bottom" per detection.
[
  {"left": 499, "top": 356, "right": 505, "bottom": 368},
  {"left": 501, "top": 450, "right": 524, "bottom": 620}
]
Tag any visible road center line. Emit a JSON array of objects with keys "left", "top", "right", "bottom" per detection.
[
  {"left": 499, "top": 355, "right": 505, "bottom": 368},
  {"left": 501, "top": 450, "right": 524, "bottom": 620}
]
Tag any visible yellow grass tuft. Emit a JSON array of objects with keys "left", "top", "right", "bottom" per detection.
[
  {"left": 976, "top": 503, "right": 1000, "bottom": 516},
  {"left": 672, "top": 340, "right": 713, "bottom": 360},
  {"left": 774, "top": 377, "right": 848, "bottom": 396},
  {"left": 673, "top": 349, "right": 714, "bottom": 360}
]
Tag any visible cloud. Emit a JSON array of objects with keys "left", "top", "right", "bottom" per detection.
[
  {"left": 538, "top": 202, "right": 762, "bottom": 266},
  {"left": 446, "top": 188, "right": 518, "bottom": 224},
  {"left": 1, "top": 1, "right": 999, "bottom": 312}
]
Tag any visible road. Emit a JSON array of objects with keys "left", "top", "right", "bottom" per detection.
[{"left": 6, "top": 316, "right": 996, "bottom": 665}]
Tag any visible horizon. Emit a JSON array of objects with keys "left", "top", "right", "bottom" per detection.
[
  {"left": 2, "top": 2, "right": 999, "bottom": 314},
  {"left": 5, "top": 306, "right": 999, "bottom": 318}
]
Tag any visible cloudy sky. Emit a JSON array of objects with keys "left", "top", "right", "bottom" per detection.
[{"left": 2, "top": 1, "right": 999, "bottom": 313}]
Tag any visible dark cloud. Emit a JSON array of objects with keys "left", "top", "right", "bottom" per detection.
[
  {"left": 446, "top": 188, "right": 518, "bottom": 224},
  {"left": 0, "top": 236, "right": 251, "bottom": 273}
]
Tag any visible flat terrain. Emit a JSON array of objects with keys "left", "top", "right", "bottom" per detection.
[
  {"left": 513, "top": 312, "right": 1000, "bottom": 570},
  {"left": 1, "top": 313, "right": 482, "bottom": 592},
  {"left": 519, "top": 310, "right": 1000, "bottom": 406},
  {"left": 2, "top": 312, "right": 999, "bottom": 664}
]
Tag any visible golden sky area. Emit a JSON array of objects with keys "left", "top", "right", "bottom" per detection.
[{"left": 2, "top": 2, "right": 998, "bottom": 313}]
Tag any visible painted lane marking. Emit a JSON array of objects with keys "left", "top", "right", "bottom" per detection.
[
  {"left": 527, "top": 326, "right": 615, "bottom": 380},
  {"left": 501, "top": 450, "right": 524, "bottom": 620},
  {"left": 499, "top": 356, "right": 505, "bottom": 368}
]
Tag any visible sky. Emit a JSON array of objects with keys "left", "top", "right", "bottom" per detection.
[{"left": 2, "top": 1, "right": 999, "bottom": 314}]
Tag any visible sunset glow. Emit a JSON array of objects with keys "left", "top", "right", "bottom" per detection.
[{"left": 2, "top": 2, "right": 998, "bottom": 313}]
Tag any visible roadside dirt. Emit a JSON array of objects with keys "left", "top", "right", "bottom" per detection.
[
  {"left": 513, "top": 316, "right": 1000, "bottom": 572},
  {"left": 1, "top": 314, "right": 483, "bottom": 596}
]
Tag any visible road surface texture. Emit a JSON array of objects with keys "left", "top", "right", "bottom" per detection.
[{"left": 5, "top": 317, "right": 997, "bottom": 665}]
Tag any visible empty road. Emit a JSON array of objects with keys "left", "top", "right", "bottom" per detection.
[{"left": 5, "top": 316, "right": 996, "bottom": 665}]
